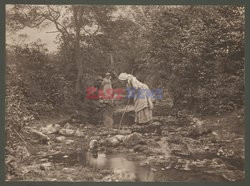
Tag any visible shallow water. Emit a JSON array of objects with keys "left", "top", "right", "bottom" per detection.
[
  {"left": 45, "top": 151, "right": 226, "bottom": 181},
  {"left": 87, "top": 153, "right": 154, "bottom": 181}
]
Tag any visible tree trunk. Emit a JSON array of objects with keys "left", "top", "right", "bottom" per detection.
[{"left": 73, "top": 6, "right": 84, "bottom": 99}]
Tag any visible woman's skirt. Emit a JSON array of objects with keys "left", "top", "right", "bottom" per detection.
[{"left": 135, "top": 107, "right": 152, "bottom": 124}]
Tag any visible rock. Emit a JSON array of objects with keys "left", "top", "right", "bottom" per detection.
[
  {"left": 62, "top": 167, "right": 76, "bottom": 173},
  {"left": 39, "top": 158, "right": 49, "bottom": 162},
  {"left": 152, "top": 121, "right": 162, "bottom": 126},
  {"left": 55, "top": 136, "right": 66, "bottom": 142},
  {"left": 107, "top": 136, "right": 121, "bottom": 147},
  {"left": 151, "top": 168, "right": 157, "bottom": 172},
  {"left": 212, "top": 158, "right": 224, "bottom": 165},
  {"left": 118, "top": 129, "right": 132, "bottom": 135},
  {"left": 48, "top": 178, "right": 57, "bottom": 181},
  {"left": 189, "top": 159, "right": 211, "bottom": 169},
  {"left": 40, "top": 162, "right": 52, "bottom": 171},
  {"left": 143, "top": 149, "right": 153, "bottom": 155},
  {"left": 75, "top": 129, "right": 85, "bottom": 137},
  {"left": 146, "top": 139, "right": 160, "bottom": 147},
  {"left": 139, "top": 161, "right": 149, "bottom": 166},
  {"left": 89, "top": 139, "right": 98, "bottom": 150},
  {"left": 133, "top": 145, "right": 148, "bottom": 152},
  {"left": 114, "top": 135, "right": 125, "bottom": 142},
  {"left": 5, "top": 155, "right": 15, "bottom": 164},
  {"left": 113, "top": 168, "right": 136, "bottom": 181},
  {"left": 175, "top": 159, "right": 192, "bottom": 170},
  {"left": 131, "top": 122, "right": 162, "bottom": 134},
  {"left": 100, "top": 169, "right": 113, "bottom": 176},
  {"left": 99, "top": 139, "right": 106, "bottom": 145},
  {"left": 59, "top": 128, "right": 75, "bottom": 136},
  {"left": 154, "top": 137, "right": 161, "bottom": 141},
  {"left": 49, "top": 178, "right": 57, "bottom": 181},
  {"left": 16, "top": 146, "right": 30, "bottom": 160},
  {"left": 170, "top": 143, "right": 190, "bottom": 156},
  {"left": 222, "top": 170, "right": 245, "bottom": 181},
  {"left": 40, "top": 124, "right": 60, "bottom": 134},
  {"left": 99, "top": 131, "right": 109, "bottom": 136},
  {"left": 65, "top": 139, "right": 74, "bottom": 145},
  {"left": 31, "top": 129, "right": 50, "bottom": 144},
  {"left": 148, "top": 156, "right": 178, "bottom": 168},
  {"left": 64, "top": 123, "right": 73, "bottom": 129},
  {"left": 150, "top": 122, "right": 162, "bottom": 134},
  {"left": 123, "top": 132, "right": 144, "bottom": 147},
  {"left": 187, "top": 123, "right": 212, "bottom": 138}
]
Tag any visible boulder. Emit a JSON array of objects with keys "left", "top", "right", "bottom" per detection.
[
  {"left": 75, "top": 129, "right": 85, "bottom": 137},
  {"left": 131, "top": 122, "right": 161, "bottom": 134},
  {"left": 154, "top": 137, "right": 161, "bottom": 141},
  {"left": 65, "top": 139, "right": 74, "bottom": 145},
  {"left": 148, "top": 156, "right": 178, "bottom": 168},
  {"left": 100, "top": 169, "right": 113, "bottom": 176},
  {"left": 55, "top": 136, "right": 66, "bottom": 142},
  {"left": 62, "top": 167, "right": 76, "bottom": 173},
  {"left": 118, "top": 129, "right": 132, "bottom": 135},
  {"left": 40, "top": 162, "right": 52, "bottom": 171},
  {"left": 31, "top": 129, "right": 50, "bottom": 144},
  {"left": 114, "top": 135, "right": 125, "bottom": 142},
  {"left": 40, "top": 124, "right": 61, "bottom": 134},
  {"left": 123, "top": 132, "right": 144, "bottom": 147},
  {"left": 63, "top": 123, "right": 73, "bottom": 129},
  {"left": 89, "top": 139, "right": 98, "bottom": 150},
  {"left": 59, "top": 128, "right": 75, "bottom": 136},
  {"left": 107, "top": 136, "right": 121, "bottom": 147},
  {"left": 133, "top": 145, "right": 148, "bottom": 153},
  {"left": 222, "top": 170, "right": 245, "bottom": 181}
]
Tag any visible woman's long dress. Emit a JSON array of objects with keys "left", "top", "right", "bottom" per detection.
[{"left": 127, "top": 77, "right": 153, "bottom": 124}]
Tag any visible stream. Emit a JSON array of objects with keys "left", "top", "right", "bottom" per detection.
[{"left": 44, "top": 151, "right": 227, "bottom": 181}]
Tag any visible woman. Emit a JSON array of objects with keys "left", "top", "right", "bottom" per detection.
[
  {"left": 102, "top": 72, "right": 112, "bottom": 96},
  {"left": 118, "top": 73, "right": 153, "bottom": 125}
]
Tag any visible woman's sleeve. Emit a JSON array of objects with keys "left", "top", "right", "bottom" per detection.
[
  {"left": 127, "top": 78, "right": 133, "bottom": 88},
  {"left": 101, "top": 80, "right": 105, "bottom": 88}
]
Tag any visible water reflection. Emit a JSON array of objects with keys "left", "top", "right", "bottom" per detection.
[
  {"left": 86, "top": 153, "right": 154, "bottom": 181},
  {"left": 45, "top": 151, "right": 227, "bottom": 182}
]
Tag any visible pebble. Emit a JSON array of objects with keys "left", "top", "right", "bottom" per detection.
[
  {"left": 55, "top": 136, "right": 66, "bottom": 142},
  {"left": 151, "top": 168, "right": 157, "bottom": 172},
  {"left": 39, "top": 158, "right": 49, "bottom": 162},
  {"left": 65, "top": 139, "right": 74, "bottom": 145}
]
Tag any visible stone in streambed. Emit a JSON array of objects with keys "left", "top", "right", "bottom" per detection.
[
  {"left": 133, "top": 144, "right": 148, "bottom": 153},
  {"left": 59, "top": 128, "right": 75, "bottom": 136},
  {"left": 55, "top": 136, "right": 66, "bottom": 142},
  {"left": 75, "top": 129, "right": 85, "bottom": 137},
  {"left": 123, "top": 132, "right": 144, "bottom": 147},
  {"left": 40, "top": 124, "right": 61, "bottom": 134},
  {"left": 31, "top": 129, "right": 50, "bottom": 144},
  {"left": 114, "top": 135, "right": 125, "bottom": 142},
  {"left": 106, "top": 136, "right": 121, "bottom": 147}
]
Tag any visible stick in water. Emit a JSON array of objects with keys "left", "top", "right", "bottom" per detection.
[{"left": 118, "top": 99, "right": 130, "bottom": 130}]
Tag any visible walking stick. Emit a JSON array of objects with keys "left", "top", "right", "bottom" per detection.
[{"left": 118, "top": 98, "right": 130, "bottom": 130}]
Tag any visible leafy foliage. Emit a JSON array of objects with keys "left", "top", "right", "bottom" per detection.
[
  {"left": 6, "top": 5, "right": 245, "bottom": 120},
  {"left": 143, "top": 5, "right": 244, "bottom": 114}
]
